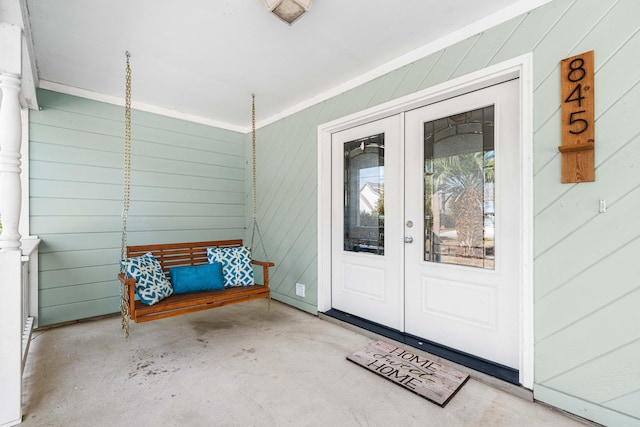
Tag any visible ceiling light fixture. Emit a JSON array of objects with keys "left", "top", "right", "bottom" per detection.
[{"left": 263, "top": 0, "right": 313, "bottom": 25}]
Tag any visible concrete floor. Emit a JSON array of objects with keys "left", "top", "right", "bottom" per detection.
[{"left": 21, "top": 300, "right": 587, "bottom": 426}]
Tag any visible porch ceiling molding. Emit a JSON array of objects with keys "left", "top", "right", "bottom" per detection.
[{"left": 36, "top": 79, "right": 248, "bottom": 134}]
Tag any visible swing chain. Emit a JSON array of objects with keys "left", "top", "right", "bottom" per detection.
[
  {"left": 250, "top": 94, "right": 268, "bottom": 260},
  {"left": 119, "top": 51, "right": 132, "bottom": 340},
  {"left": 252, "top": 94, "right": 257, "bottom": 222}
]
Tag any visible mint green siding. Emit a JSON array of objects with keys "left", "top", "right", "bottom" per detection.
[
  {"left": 255, "top": 0, "right": 639, "bottom": 425},
  {"left": 31, "top": 89, "right": 246, "bottom": 326}
]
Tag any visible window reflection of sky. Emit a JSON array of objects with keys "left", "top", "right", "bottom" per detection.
[{"left": 359, "top": 166, "right": 384, "bottom": 187}]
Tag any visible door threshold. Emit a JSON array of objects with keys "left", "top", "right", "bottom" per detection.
[{"left": 321, "top": 309, "right": 530, "bottom": 400}]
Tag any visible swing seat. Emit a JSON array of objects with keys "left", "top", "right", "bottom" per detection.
[{"left": 117, "top": 240, "right": 274, "bottom": 323}]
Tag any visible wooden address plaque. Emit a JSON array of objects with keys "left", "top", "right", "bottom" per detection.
[{"left": 559, "top": 50, "right": 595, "bottom": 183}]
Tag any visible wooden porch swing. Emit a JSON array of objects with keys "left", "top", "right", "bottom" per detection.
[{"left": 116, "top": 53, "right": 274, "bottom": 337}]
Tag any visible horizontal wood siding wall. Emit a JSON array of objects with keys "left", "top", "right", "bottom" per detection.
[
  {"left": 31, "top": 89, "right": 245, "bottom": 326},
  {"left": 256, "top": 0, "right": 639, "bottom": 425},
  {"left": 530, "top": 1, "right": 640, "bottom": 424}
]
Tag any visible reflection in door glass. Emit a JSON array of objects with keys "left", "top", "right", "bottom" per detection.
[
  {"left": 343, "top": 133, "right": 385, "bottom": 256},
  {"left": 424, "top": 106, "right": 495, "bottom": 269}
]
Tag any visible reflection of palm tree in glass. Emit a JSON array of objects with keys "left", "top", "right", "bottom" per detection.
[
  {"left": 426, "top": 151, "right": 493, "bottom": 258},
  {"left": 376, "top": 188, "right": 384, "bottom": 225}
]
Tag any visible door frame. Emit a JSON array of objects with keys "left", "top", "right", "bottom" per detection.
[{"left": 317, "top": 54, "right": 534, "bottom": 388}]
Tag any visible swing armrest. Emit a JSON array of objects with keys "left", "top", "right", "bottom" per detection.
[
  {"left": 251, "top": 260, "right": 275, "bottom": 267},
  {"left": 117, "top": 272, "right": 136, "bottom": 287},
  {"left": 251, "top": 260, "right": 275, "bottom": 289},
  {"left": 118, "top": 273, "right": 136, "bottom": 320}
]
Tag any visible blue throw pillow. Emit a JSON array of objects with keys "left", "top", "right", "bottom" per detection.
[
  {"left": 121, "top": 252, "right": 173, "bottom": 305},
  {"left": 169, "top": 262, "right": 224, "bottom": 295},
  {"left": 206, "top": 246, "right": 254, "bottom": 287}
]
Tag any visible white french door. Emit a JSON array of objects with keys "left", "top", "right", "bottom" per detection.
[
  {"left": 404, "top": 79, "right": 521, "bottom": 369},
  {"left": 331, "top": 115, "right": 403, "bottom": 330},
  {"left": 330, "top": 79, "right": 522, "bottom": 372}
]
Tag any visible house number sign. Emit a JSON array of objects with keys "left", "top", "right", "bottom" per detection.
[{"left": 558, "top": 50, "right": 595, "bottom": 183}]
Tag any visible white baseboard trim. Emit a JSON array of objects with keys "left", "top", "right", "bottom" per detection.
[{"left": 534, "top": 384, "right": 638, "bottom": 427}]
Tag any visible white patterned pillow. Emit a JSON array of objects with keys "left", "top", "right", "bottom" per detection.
[
  {"left": 206, "top": 246, "right": 254, "bottom": 287},
  {"left": 121, "top": 252, "right": 173, "bottom": 305}
]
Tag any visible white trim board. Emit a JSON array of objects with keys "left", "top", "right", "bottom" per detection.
[
  {"left": 317, "top": 54, "right": 534, "bottom": 389},
  {"left": 534, "top": 385, "right": 637, "bottom": 427},
  {"left": 37, "top": 80, "right": 247, "bottom": 134}
]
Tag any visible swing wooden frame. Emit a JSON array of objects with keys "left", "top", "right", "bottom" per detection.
[{"left": 118, "top": 240, "right": 274, "bottom": 323}]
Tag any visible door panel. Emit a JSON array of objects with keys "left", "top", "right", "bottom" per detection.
[
  {"left": 331, "top": 115, "right": 403, "bottom": 330},
  {"left": 420, "top": 276, "right": 497, "bottom": 329},
  {"left": 404, "top": 80, "right": 521, "bottom": 369}
]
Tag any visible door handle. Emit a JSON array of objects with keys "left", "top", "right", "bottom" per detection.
[{"left": 404, "top": 236, "right": 414, "bottom": 244}]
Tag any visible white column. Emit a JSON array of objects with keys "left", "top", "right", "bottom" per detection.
[
  {"left": 0, "top": 21, "right": 23, "bottom": 251},
  {"left": 0, "top": 21, "right": 24, "bottom": 427},
  {"left": 0, "top": 73, "right": 23, "bottom": 251}
]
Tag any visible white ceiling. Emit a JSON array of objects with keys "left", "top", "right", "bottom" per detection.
[{"left": 19, "top": 0, "right": 548, "bottom": 131}]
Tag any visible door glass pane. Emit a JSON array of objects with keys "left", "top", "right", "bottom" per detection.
[
  {"left": 343, "top": 133, "right": 385, "bottom": 255},
  {"left": 424, "top": 106, "right": 495, "bottom": 269}
]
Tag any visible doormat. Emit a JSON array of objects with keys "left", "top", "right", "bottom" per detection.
[{"left": 347, "top": 340, "right": 469, "bottom": 407}]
